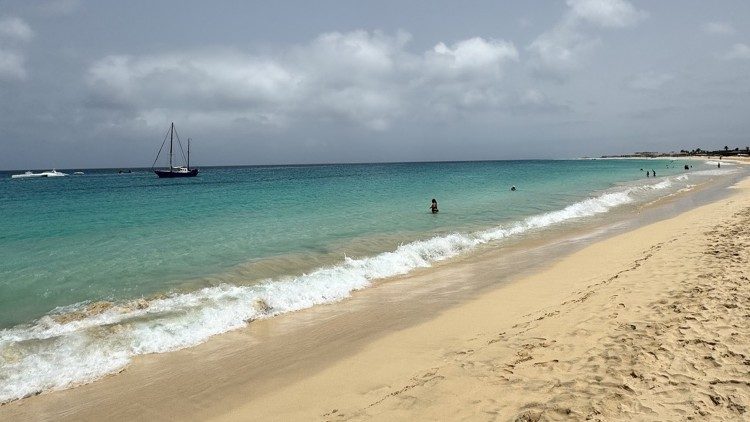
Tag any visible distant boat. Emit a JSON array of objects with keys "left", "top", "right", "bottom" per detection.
[
  {"left": 73, "top": 171, "right": 84, "bottom": 175},
  {"left": 152, "top": 122, "right": 198, "bottom": 178},
  {"left": 118, "top": 169, "right": 132, "bottom": 174},
  {"left": 11, "top": 170, "right": 67, "bottom": 179}
]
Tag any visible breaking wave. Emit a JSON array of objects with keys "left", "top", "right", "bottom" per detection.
[{"left": 0, "top": 173, "right": 716, "bottom": 403}]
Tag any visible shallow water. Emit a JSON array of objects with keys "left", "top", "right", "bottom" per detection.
[{"left": 0, "top": 159, "right": 740, "bottom": 402}]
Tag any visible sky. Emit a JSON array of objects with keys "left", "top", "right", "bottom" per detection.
[{"left": 0, "top": 0, "right": 749, "bottom": 169}]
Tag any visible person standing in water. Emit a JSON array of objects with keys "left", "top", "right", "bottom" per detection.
[
  {"left": 429, "top": 198, "right": 439, "bottom": 214},
  {"left": 646, "top": 170, "right": 650, "bottom": 177},
  {"left": 652, "top": 169, "right": 656, "bottom": 177}
]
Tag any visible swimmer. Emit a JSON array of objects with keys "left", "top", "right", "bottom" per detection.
[{"left": 429, "top": 198, "right": 439, "bottom": 214}]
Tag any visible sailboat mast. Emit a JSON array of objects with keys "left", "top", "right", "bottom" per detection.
[
  {"left": 187, "top": 138, "right": 190, "bottom": 170},
  {"left": 169, "top": 122, "right": 174, "bottom": 170}
]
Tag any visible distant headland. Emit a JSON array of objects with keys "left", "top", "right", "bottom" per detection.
[{"left": 601, "top": 146, "right": 750, "bottom": 158}]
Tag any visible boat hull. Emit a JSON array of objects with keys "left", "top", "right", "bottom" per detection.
[
  {"left": 11, "top": 171, "right": 67, "bottom": 179},
  {"left": 154, "top": 169, "right": 199, "bottom": 178},
  {"left": 11, "top": 173, "right": 45, "bottom": 179}
]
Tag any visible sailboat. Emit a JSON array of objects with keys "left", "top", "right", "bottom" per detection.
[{"left": 152, "top": 122, "right": 199, "bottom": 178}]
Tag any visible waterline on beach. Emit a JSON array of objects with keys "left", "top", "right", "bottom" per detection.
[{"left": 1, "top": 164, "right": 740, "bottom": 403}]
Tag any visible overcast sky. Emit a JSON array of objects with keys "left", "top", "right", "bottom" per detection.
[{"left": 1, "top": 0, "right": 749, "bottom": 169}]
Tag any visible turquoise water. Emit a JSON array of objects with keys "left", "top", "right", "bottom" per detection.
[
  {"left": 0, "top": 160, "right": 685, "bottom": 326},
  {"left": 0, "top": 159, "right": 735, "bottom": 402}
]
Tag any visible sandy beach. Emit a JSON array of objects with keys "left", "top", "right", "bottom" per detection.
[
  {"left": 4, "top": 0, "right": 750, "bottom": 419},
  {"left": 2, "top": 174, "right": 749, "bottom": 421},
  {"left": 211, "top": 177, "right": 750, "bottom": 421}
]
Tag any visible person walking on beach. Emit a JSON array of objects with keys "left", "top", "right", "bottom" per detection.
[{"left": 429, "top": 198, "right": 439, "bottom": 214}]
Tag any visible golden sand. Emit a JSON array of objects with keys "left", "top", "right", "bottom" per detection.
[{"left": 214, "top": 178, "right": 750, "bottom": 421}]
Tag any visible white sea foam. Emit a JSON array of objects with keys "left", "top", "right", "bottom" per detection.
[
  {"left": 0, "top": 174, "right": 707, "bottom": 403},
  {"left": 704, "top": 160, "right": 735, "bottom": 166},
  {"left": 646, "top": 179, "right": 672, "bottom": 190},
  {"left": 692, "top": 168, "right": 738, "bottom": 176}
]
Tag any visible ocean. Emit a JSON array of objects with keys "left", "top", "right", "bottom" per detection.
[{"left": 0, "top": 159, "right": 740, "bottom": 402}]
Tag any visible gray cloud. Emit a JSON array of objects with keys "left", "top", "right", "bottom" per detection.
[
  {"left": 0, "top": 49, "right": 25, "bottom": 80},
  {"left": 721, "top": 43, "right": 750, "bottom": 60},
  {"left": 35, "top": 0, "right": 81, "bottom": 17},
  {"left": 0, "top": 16, "right": 33, "bottom": 41},
  {"left": 0, "top": 16, "right": 32, "bottom": 80},
  {"left": 627, "top": 71, "right": 674, "bottom": 91},
  {"left": 0, "top": 0, "right": 749, "bottom": 169},
  {"left": 527, "top": 0, "right": 646, "bottom": 78},
  {"left": 86, "top": 31, "right": 519, "bottom": 131},
  {"left": 702, "top": 21, "right": 735, "bottom": 35}
]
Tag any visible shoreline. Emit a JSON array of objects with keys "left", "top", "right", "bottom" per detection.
[
  {"left": 2, "top": 172, "right": 748, "bottom": 420},
  {"left": 211, "top": 175, "right": 749, "bottom": 421},
  {"left": 594, "top": 155, "right": 750, "bottom": 162}
]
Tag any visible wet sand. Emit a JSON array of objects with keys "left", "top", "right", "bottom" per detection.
[
  {"left": 209, "top": 179, "right": 750, "bottom": 421},
  {"left": 2, "top": 175, "right": 749, "bottom": 421}
]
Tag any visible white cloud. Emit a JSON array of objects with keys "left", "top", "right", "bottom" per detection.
[
  {"left": 0, "top": 49, "right": 26, "bottom": 80},
  {"left": 87, "top": 53, "right": 301, "bottom": 109},
  {"left": 429, "top": 37, "right": 518, "bottom": 74},
  {"left": 421, "top": 37, "right": 519, "bottom": 112},
  {"left": 721, "top": 43, "right": 750, "bottom": 60},
  {"left": 528, "top": 24, "right": 599, "bottom": 75},
  {"left": 528, "top": 0, "right": 646, "bottom": 78},
  {"left": 0, "top": 16, "right": 34, "bottom": 42},
  {"left": 702, "top": 21, "right": 735, "bottom": 35},
  {"left": 567, "top": 0, "right": 647, "bottom": 28},
  {"left": 303, "top": 30, "right": 409, "bottom": 76},
  {"left": 627, "top": 71, "right": 674, "bottom": 91},
  {"left": 86, "top": 31, "right": 521, "bottom": 130}
]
